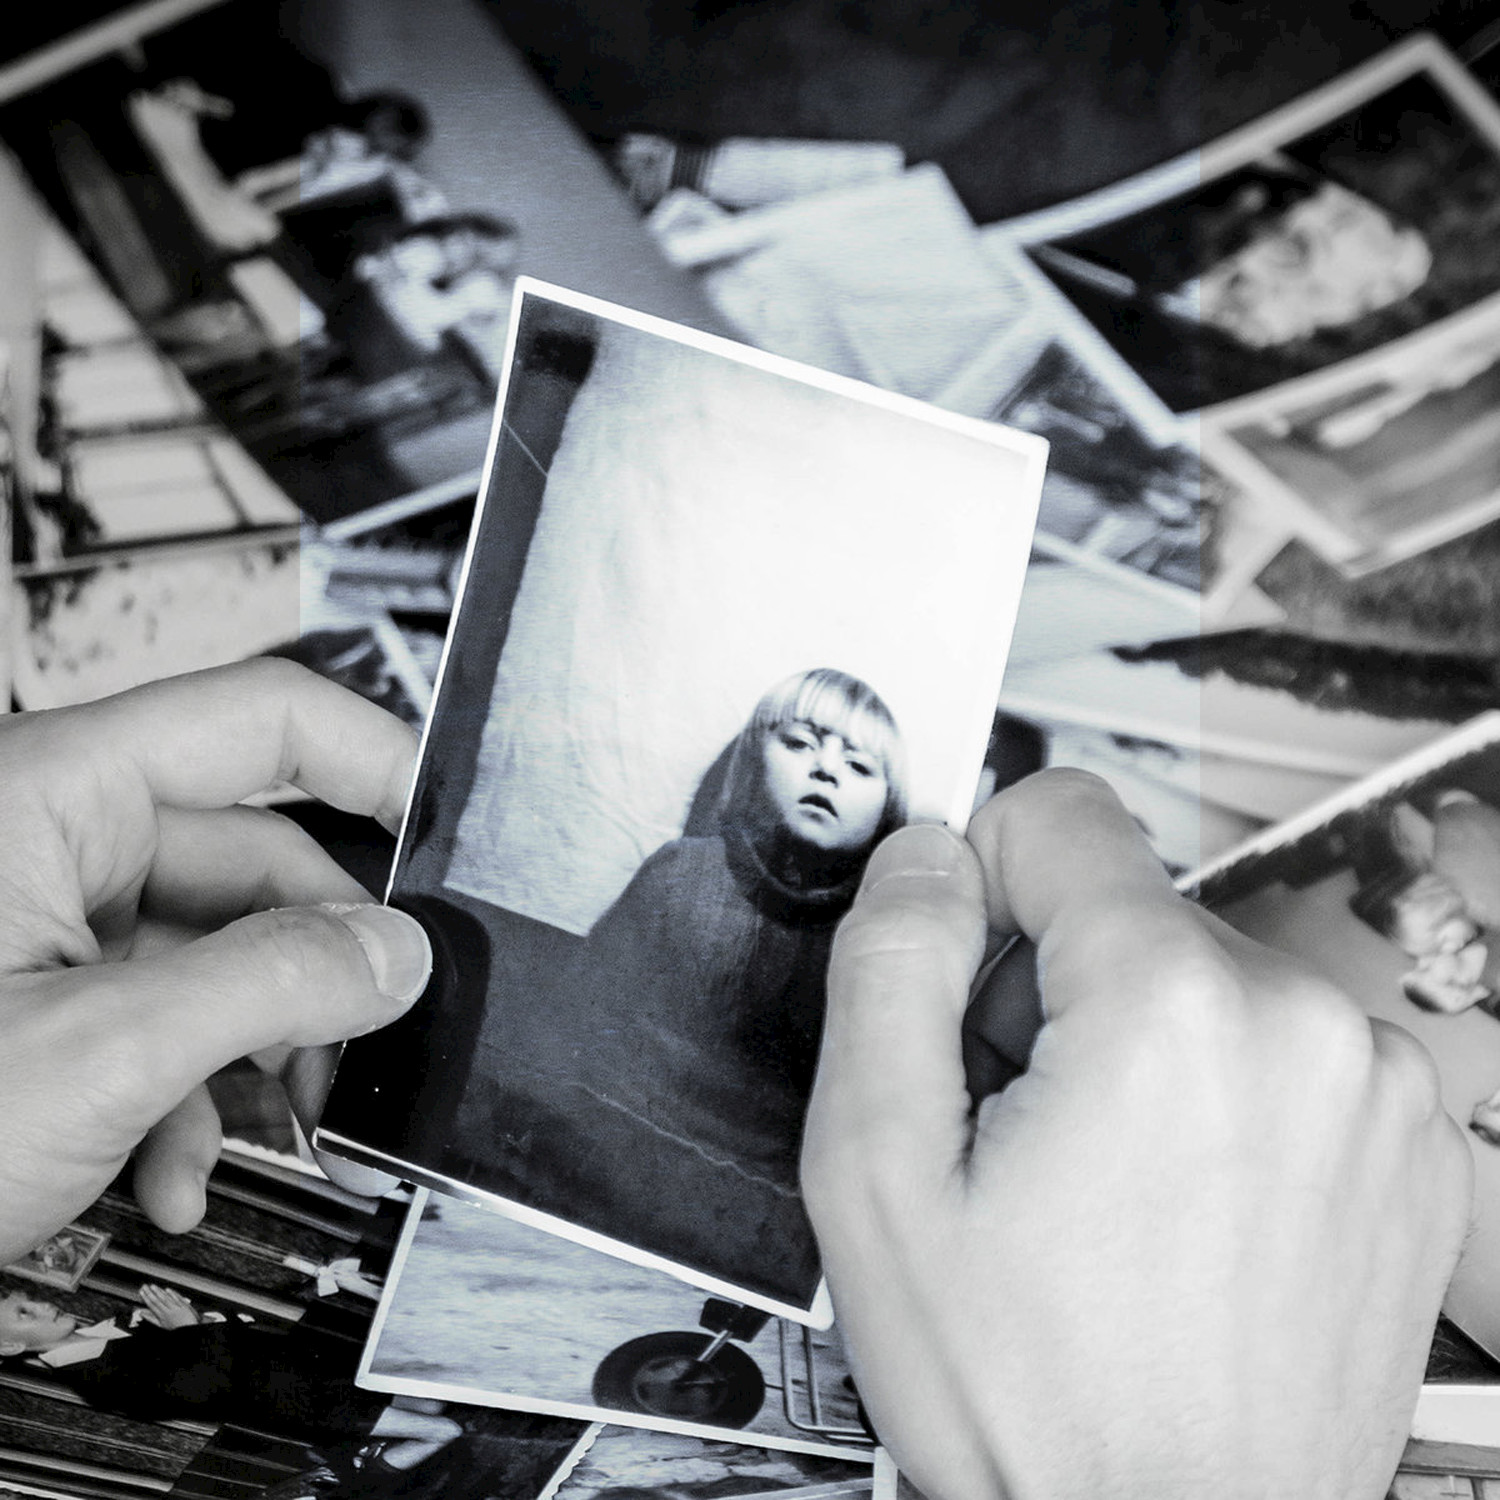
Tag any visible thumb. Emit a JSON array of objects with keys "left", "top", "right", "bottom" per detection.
[
  {"left": 65, "top": 902, "right": 432, "bottom": 1141},
  {"left": 803, "top": 824, "right": 986, "bottom": 1222}
]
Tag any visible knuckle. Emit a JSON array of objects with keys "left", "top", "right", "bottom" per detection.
[
  {"left": 973, "top": 766, "right": 1119, "bottom": 843},
  {"left": 1280, "top": 977, "right": 1377, "bottom": 1074},
  {"left": 1373, "top": 1020, "right": 1445, "bottom": 1114},
  {"left": 1120, "top": 919, "right": 1249, "bottom": 1037},
  {"left": 221, "top": 904, "right": 362, "bottom": 997},
  {"left": 229, "top": 654, "right": 319, "bottom": 701}
]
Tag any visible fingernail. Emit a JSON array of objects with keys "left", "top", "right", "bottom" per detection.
[
  {"left": 325, "top": 904, "right": 433, "bottom": 1004},
  {"left": 1437, "top": 790, "right": 1480, "bottom": 809},
  {"left": 862, "top": 822, "right": 968, "bottom": 889}
]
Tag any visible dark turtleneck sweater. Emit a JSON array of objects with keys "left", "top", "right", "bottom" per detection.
[{"left": 499, "top": 825, "right": 866, "bottom": 1307}]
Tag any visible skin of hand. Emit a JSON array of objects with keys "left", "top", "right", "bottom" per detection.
[
  {"left": 0, "top": 659, "right": 433, "bottom": 1265},
  {"left": 803, "top": 769, "right": 1474, "bottom": 1500},
  {"left": 139, "top": 1283, "right": 201, "bottom": 1331}
]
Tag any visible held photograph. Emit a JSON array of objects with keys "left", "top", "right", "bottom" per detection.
[
  {"left": 995, "top": 34, "right": 1500, "bottom": 417},
  {"left": 1188, "top": 712, "right": 1500, "bottom": 1357},
  {"left": 316, "top": 281, "right": 1047, "bottom": 1323}
]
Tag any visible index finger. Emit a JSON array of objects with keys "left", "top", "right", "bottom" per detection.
[
  {"left": 963, "top": 770, "right": 1205, "bottom": 1046},
  {"left": 47, "top": 659, "right": 420, "bottom": 831}
]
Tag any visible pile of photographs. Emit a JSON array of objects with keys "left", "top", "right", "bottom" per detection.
[
  {"left": 0, "top": 0, "right": 718, "bottom": 716},
  {"left": 4, "top": 5, "right": 1500, "bottom": 1496}
]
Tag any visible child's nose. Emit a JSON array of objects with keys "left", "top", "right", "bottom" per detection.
[{"left": 811, "top": 744, "right": 842, "bottom": 780}]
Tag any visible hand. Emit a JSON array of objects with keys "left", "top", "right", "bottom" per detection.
[
  {"left": 803, "top": 770, "right": 1473, "bottom": 1500},
  {"left": 139, "top": 1283, "right": 201, "bottom": 1331},
  {"left": 0, "top": 660, "right": 433, "bottom": 1264}
]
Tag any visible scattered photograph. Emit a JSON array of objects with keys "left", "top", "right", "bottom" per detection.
[
  {"left": 0, "top": 1150, "right": 431, "bottom": 1498},
  {"left": 977, "top": 323, "right": 1202, "bottom": 601},
  {"left": 1195, "top": 458, "right": 1292, "bottom": 630},
  {"left": 10, "top": 535, "right": 301, "bottom": 711},
  {"left": 1189, "top": 712, "right": 1500, "bottom": 1357},
  {"left": 0, "top": 0, "right": 717, "bottom": 528},
  {"left": 4, "top": 196, "right": 301, "bottom": 570},
  {"left": 996, "top": 35, "right": 1500, "bottom": 417},
  {"left": 544, "top": 1423, "right": 872, "bottom": 1500},
  {"left": 1007, "top": 553, "right": 1208, "bottom": 672},
  {"left": 872, "top": 1448, "right": 923, "bottom": 1500},
  {"left": 998, "top": 635, "right": 1470, "bottom": 784},
  {"left": 3, "top": 1225, "right": 109, "bottom": 1292},
  {"left": 362, "top": 1190, "right": 872, "bottom": 1458},
  {"left": 653, "top": 164, "right": 1030, "bottom": 406},
  {"left": 1203, "top": 290, "right": 1500, "bottom": 573},
  {"left": 1247, "top": 520, "right": 1500, "bottom": 661},
  {"left": 317, "top": 282, "right": 1046, "bottom": 1324}
]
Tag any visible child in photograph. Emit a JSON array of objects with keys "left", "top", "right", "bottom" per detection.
[{"left": 505, "top": 667, "right": 908, "bottom": 1301}]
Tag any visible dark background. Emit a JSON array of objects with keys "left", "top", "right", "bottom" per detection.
[{"left": 6, "top": 0, "right": 1497, "bottom": 225}]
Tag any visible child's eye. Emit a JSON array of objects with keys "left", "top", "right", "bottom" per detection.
[
  {"left": 779, "top": 729, "right": 816, "bottom": 751},
  {"left": 846, "top": 757, "right": 876, "bottom": 778}
]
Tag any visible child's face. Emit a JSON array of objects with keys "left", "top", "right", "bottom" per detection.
[{"left": 760, "top": 720, "right": 888, "bottom": 853}]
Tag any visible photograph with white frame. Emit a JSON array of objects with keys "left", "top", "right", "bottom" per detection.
[
  {"left": 0, "top": 0, "right": 718, "bottom": 528},
  {"left": 540, "top": 1422, "right": 872, "bottom": 1500},
  {"left": 317, "top": 280, "right": 1046, "bottom": 1324},
  {"left": 962, "top": 315, "right": 1203, "bottom": 604},
  {"left": 1188, "top": 712, "right": 1500, "bottom": 1357},
  {"left": 361, "top": 1189, "right": 873, "bottom": 1459},
  {"left": 991, "top": 34, "right": 1500, "bottom": 418},
  {"left": 1201, "top": 288, "right": 1500, "bottom": 574},
  {"left": 11, "top": 533, "right": 302, "bottom": 711}
]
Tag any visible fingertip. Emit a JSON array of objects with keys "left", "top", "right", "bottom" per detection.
[
  {"left": 312, "top": 1144, "right": 405, "bottom": 1199},
  {"left": 859, "top": 822, "right": 975, "bottom": 894},
  {"left": 140, "top": 1166, "right": 210, "bottom": 1236},
  {"left": 134, "top": 1086, "right": 221, "bottom": 1234},
  {"left": 323, "top": 903, "right": 432, "bottom": 1007}
]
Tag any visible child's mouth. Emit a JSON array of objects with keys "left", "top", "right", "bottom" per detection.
[{"left": 800, "top": 794, "right": 836, "bottom": 816}]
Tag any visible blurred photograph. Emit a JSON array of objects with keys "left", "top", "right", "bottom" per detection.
[
  {"left": 1204, "top": 292, "right": 1500, "bottom": 573},
  {"left": 1190, "top": 712, "right": 1500, "bottom": 1356},
  {"left": 544, "top": 1423, "right": 872, "bottom": 1500},
  {"left": 0, "top": 0, "right": 715, "bottom": 529},
  {"left": 998, "top": 35, "right": 1500, "bottom": 416}
]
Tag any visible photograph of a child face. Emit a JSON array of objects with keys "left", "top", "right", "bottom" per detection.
[
  {"left": 317, "top": 283, "right": 1046, "bottom": 1323},
  {"left": 1192, "top": 714, "right": 1500, "bottom": 1357},
  {"left": 731, "top": 670, "right": 907, "bottom": 861}
]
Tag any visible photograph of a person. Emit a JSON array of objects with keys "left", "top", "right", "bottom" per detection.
[
  {"left": 0, "top": 0, "right": 714, "bottom": 529},
  {"left": 1188, "top": 711, "right": 1500, "bottom": 1358},
  {"left": 316, "top": 281, "right": 1047, "bottom": 1323},
  {"left": 995, "top": 34, "right": 1500, "bottom": 417},
  {"left": 361, "top": 1190, "right": 870, "bottom": 1457}
]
